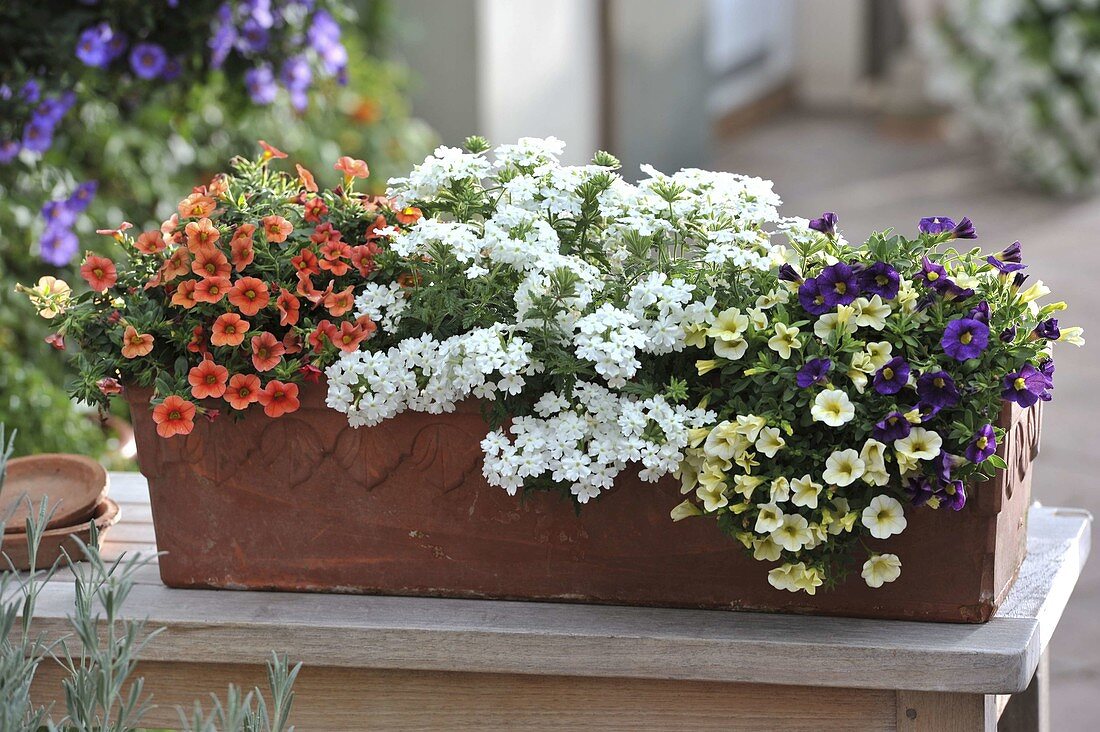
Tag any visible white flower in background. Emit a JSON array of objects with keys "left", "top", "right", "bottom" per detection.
[
  {"left": 861, "top": 495, "right": 908, "bottom": 539},
  {"left": 768, "top": 563, "right": 800, "bottom": 592},
  {"left": 861, "top": 553, "right": 903, "bottom": 588},
  {"left": 755, "top": 503, "right": 784, "bottom": 533},
  {"left": 790, "top": 474, "right": 823, "bottom": 509},
  {"left": 822, "top": 449, "right": 865, "bottom": 487},
  {"left": 755, "top": 427, "right": 786, "bottom": 458},
  {"left": 768, "top": 476, "right": 791, "bottom": 503},
  {"left": 708, "top": 307, "right": 750, "bottom": 360},
  {"left": 853, "top": 295, "right": 891, "bottom": 330},
  {"left": 353, "top": 281, "right": 408, "bottom": 334},
  {"left": 752, "top": 535, "right": 783, "bottom": 562},
  {"left": 771, "top": 513, "right": 813, "bottom": 552},
  {"left": 767, "top": 322, "right": 801, "bottom": 359},
  {"left": 811, "top": 389, "right": 855, "bottom": 426},
  {"left": 670, "top": 499, "right": 703, "bottom": 521},
  {"left": 894, "top": 427, "right": 942, "bottom": 461}
]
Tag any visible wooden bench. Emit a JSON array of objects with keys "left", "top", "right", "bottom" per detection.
[{"left": 25, "top": 473, "right": 1091, "bottom": 730}]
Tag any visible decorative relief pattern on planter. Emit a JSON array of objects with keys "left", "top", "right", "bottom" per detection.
[{"left": 126, "top": 382, "right": 1039, "bottom": 623}]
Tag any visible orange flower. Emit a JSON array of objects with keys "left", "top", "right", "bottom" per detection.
[
  {"left": 258, "top": 140, "right": 288, "bottom": 161},
  {"left": 135, "top": 230, "right": 167, "bottom": 254},
  {"left": 308, "top": 319, "right": 337, "bottom": 352},
  {"left": 334, "top": 156, "right": 370, "bottom": 180},
  {"left": 332, "top": 320, "right": 371, "bottom": 352},
  {"left": 193, "top": 276, "right": 231, "bottom": 304},
  {"left": 300, "top": 277, "right": 332, "bottom": 305},
  {"left": 291, "top": 248, "right": 320, "bottom": 277},
  {"left": 395, "top": 206, "right": 422, "bottom": 226},
  {"left": 250, "top": 331, "right": 286, "bottom": 372},
  {"left": 95, "top": 222, "right": 133, "bottom": 241},
  {"left": 225, "top": 373, "right": 261, "bottom": 410},
  {"left": 97, "top": 377, "right": 122, "bottom": 396},
  {"left": 262, "top": 215, "right": 293, "bottom": 243},
  {"left": 188, "top": 359, "right": 229, "bottom": 399},
  {"left": 187, "top": 325, "right": 207, "bottom": 354},
  {"left": 296, "top": 164, "right": 318, "bottom": 192},
  {"left": 282, "top": 330, "right": 302, "bottom": 355},
  {"left": 162, "top": 248, "right": 192, "bottom": 281},
  {"left": 207, "top": 173, "right": 230, "bottom": 198},
  {"left": 152, "top": 395, "right": 196, "bottom": 438},
  {"left": 178, "top": 193, "right": 217, "bottom": 219},
  {"left": 185, "top": 217, "right": 221, "bottom": 252},
  {"left": 310, "top": 223, "right": 342, "bottom": 245},
  {"left": 323, "top": 285, "right": 355, "bottom": 317},
  {"left": 228, "top": 277, "right": 271, "bottom": 316},
  {"left": 349, "top": 244, "right": 378, "bottom": 277},
  {"left": 230, "top": 223, "right": 256, "bottom": 270},
  {"left": 80, "top": 253, "right": 118, "bottom": 292},
  {"left": 277, "top": 287, "right": 300, "bottom": 326},
  {"left": 304, "top": 197, "right": 328, "bottom": 223},
  {"left": 397, "top": 271, "right": 422, "bottom": 289},
  {"left": 364, "top": 214, "right": 389, "bottom": 241},
  {"left": 171, "top": 279, "right": 199, "bottom": 308},
  {"left": 121, "top": 325, "right": 154, "bottom": 359},
  {"left": 192, "top": 248, "right": 231, "bottom": 280},
  {"left": 211, "top": 313, "right": 250, "bottom": 347},
  {"left": 258, "top": 380, "right": 300, "bottom": 418}
]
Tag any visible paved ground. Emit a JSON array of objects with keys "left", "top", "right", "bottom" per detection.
[{"left": 714, "top": 111, "right": 1098, "bottom": 730}]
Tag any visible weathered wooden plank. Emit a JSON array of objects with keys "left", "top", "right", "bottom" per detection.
[
  {"left": 895, "top": 690, "right": 997, "bottom": 731},
  {"left": 31, "top": 662, "right": 899, "bottom": 732}
]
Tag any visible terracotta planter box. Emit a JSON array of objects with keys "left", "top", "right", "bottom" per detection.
[{"left": 126, "top": 382, "right": 1040, "bottom": 623}]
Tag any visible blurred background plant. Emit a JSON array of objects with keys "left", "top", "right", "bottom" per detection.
[{"left": 0, "top": 0, "right": 434, "bottom": 457}]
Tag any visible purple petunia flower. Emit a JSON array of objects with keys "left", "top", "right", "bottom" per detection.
[
  {"left": 859, "top": 261, "right": 900, "bottom": 300},
  {"left": 209, "top": 21, "right": 237, "bottom": 69},
  {"left": 873, "top": 357, "right": 910, "bottom": 395},
  {"left": 941, "top": 280, "right": 975, "bottom": 301},
  {"left": 987, "top": 241, "right": 1026, "bottom": 274},
  {"left": 817, "top": 262, "right": 859, "bottom": 307},
  {"left": 1003, "top": 363, "right": 1053, "bottom": 408},
  {"left": 130, "top": 43, "right": 168, "bottom": 80},
  {"left": 1033, "top": 318, "right": 1060, "bottom": 340},
  {"left": 916, "top": 256, "right": 948, "bottom": 290},
  {"left": 808, "top": 211, "right": 839, "bottom": 236},
  {"left": 796, "top": 358, "right": 832, "bottom": 388},
  {"left": 941, "top": 318, "right": 990, "bottom": 361},
  {"left": 21, "top": 118, "right": 54, "bottom": 153},
  {"left": 41, "top": 200, "right": 77, "bottom": 229},
  {"left": 1000, "top": 326, "right": 1017, "bottom": 343},
  {"left": 280, "top": 55, "right": 313, "bottom": 90},
  {"left": 75, "top": 23, "right": 113, "bottom": 67},
  {"left": 916, "top": 370, "right": 960, "bottom": 409},
  {"left": 0, "top": 140, "right": 19, "bottom": 164},
  {"left": 67, "top": 180, "right": 98, "bottom": 212},
  {"left": 965, "top": 424, "right": 997, "bottom": 463},
  {"left": 238, "top": 18, "right": 270, "bottom": 53},
  {"left": 161, "top": 57, "right": 183, "bottom": 81},
  {"left": 969, "top": 301, "right": 990, "bottom": 324},
  {"left": 778, "top": 264, "right": 803, "bottom": 284},
  {"left": 797, "top": 277, "right": 830, "bottom": 316},
  {"left": 39, "top": 226, "right": 79, "bottom": 266},
  {"left": 1012, "top": 272, "right": 1028, "bottom": 291},
  {"left": 937, "top": 480, "right": 967, "bottom": 510},
  {"left": 919, "top": 216, "right": 976, "bottom": 240},
  {"left": 873, "top": 411, "right": 912, "bottom": 442},
  {"left": 245, "top": 64, "right": 278, "bottom": 105},
  {"left": 1039, "top": 358, "right": 1055, "bottom": 382},
  {"left": 20, "top": 80, "right": 40, "bottom": 104},
  {"left": 904, "top": 476, "right": 934, "bottom": 507}
]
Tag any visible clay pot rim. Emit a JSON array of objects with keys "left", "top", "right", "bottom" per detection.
[
  {"left": 3, "top": 497, "right": 120, "bottom": 541},
  {"left": 3, "top": 453, "right": 109, "bottom": 532}
]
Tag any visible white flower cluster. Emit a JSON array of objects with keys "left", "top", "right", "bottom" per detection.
[
  {"left": 353, "top": 281, "right": 407, "bottom": 334},
  {"left": 325, "top": 325, "right": 534, "bottom": 426},
  {"left": 481, "top": 381, "right": 714, "bottom": 503},
  {"left": 927, "top": 0, "right": 1100, "bottom": 194}
]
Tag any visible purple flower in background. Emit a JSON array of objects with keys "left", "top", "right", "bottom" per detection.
[
  {"left": 209, "top": 14, "right": 237, "bottom": 68},
  {"left": 244, "top": 0, "right": 275, "bottom": 28},
  {"left": 161, "top": 57, "right": 183, "bottom": 81},
  {"left": 797, "top": 277, "right": 830, "bottom": 316},
  {"left": 987, "top": 241, "right": 1026, "bottom": 274},
  {"left": 1002, "top": 363, "right": 1053, "bottom": 407},
  {"left": 130, "top": 43, "right": 168, "bottom": 80},
  {"left": 941, "top": 318, "right": 990, "bottom": 361},
  {"left": 941, "top": 280, "right": 975, "bottom": 301},
  {"left": 75, "top": 23, "right": 113, "bottom": 67},
  {"left": 969, "top": 301, "right": 990, "bottom": 324},
  {"left": 1012, "top": 272, "right": 1029, "bottom": 291},
  {"left": 808, "top": 211, "right": 839, "bottom": 236},
  {"left": 965, "top": 424, "right": 997, "bottom": 464},
  {"left": 106, "top": 31, "right": 128, "bottom": 61},
  {"left": 0, "top": 140, "right": 19, "bottom": 164},
  {"left": 1000, "top": 326, "right": 1017, "bottom": 343},
  {"left": 873, "top": 411, "right": 912, "bottom": 442},
  {"left": 20, "top": 80, "right": 41, "bottom": 104},
  {"left": 238, "top": 19, "right": 270, "bottom": 53},
  {"left": 1033, "top": 318, "right": 1060, "bottom": 340},
  {"left": 937, "top": 480, "right": 967, "bottom": 511},
  {"left": 1039, "top": 358, "right": 1055, "bottom": 382},
  {"left": 916, "top": 370, "right": 960, "bottom": 409},
  {"left": 796, "top": 358, "right": 832, "bottom": 388},
  {"left": 280, "top": 55, "right": 313, "bottom": 90},
  {"left": 919, "top": 216, "right": 976, "bottom": 240},
  {"left": 778, "top": 263, "right": 803, "bottom": 284},
  {"left": 68, "top": 180, "right": 98, "bottom": 212},
  {"left": 21, "top": 118, "right": 54, "bottom": 153},
  {"left": 904, "top": 476, "right": 934, "bottom": 507},
  {"left": 817, "top": 262, "right": 859, "bottom": 307},
  {"left": 873, "top": 357, "right": 910, "bottom": 395},
  {"left": 859, "top": 261, "right": 900, "bottom": 300},
  {"left": 39, "top": 227, "right": 79, "bottom": 266},
  {"left": 245, "top": 64, "right": 278, "bottom": 105},
  {"left": 41, "top": 200, "right": 77, "bottom": 230},
  {"left": 916, "top": 256, "right": 948, "bottom": 290}
]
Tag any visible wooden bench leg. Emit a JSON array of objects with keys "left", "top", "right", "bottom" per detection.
[
  {"left": 998, "top": 651, "right": 1050, "bottom": 732},
  {"left": 896, "top": 690, "right": 997, "bottom": 731}
]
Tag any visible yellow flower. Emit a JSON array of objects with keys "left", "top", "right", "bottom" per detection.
[
  {"left": 708, "top": 307, "right": 749, "bottom": 341},
  {"left": 752, "top": 535, "right": 783, "bottom": 561},
  {"left": 683, "top": 322, "right": 709, "bottom": 348},
  {"left": 790, "top": 474, "right": 823, "bottom": 508},
  {"left": 769, "top": 476, "right": 791, "bottom": 503},
  {"left": 733, "top": 414, "right": 767, "bottom": 442},
  {"left": 1018, "top": 279, "right": 1050, "bottom": 303},
  {"left": 695, "top": 470, "right": 728, "bottom": 512},
  {"left": 861, "top": 553, "right": 902, "bottom": 588},
  {"left": 811, "top": 389, "right": 855, "bottom": 427},
  {"left": 861, "top": 495, "right": 907, "bottom": 539},
  {"left": 853, "top": 294, "right": 891, "bottom": 330},
  {"left": 748, "top": 307, "right": 769, "bottom": 332},
  {"left": 767, "top": 322, "right": 801, "bottom": 359},
  {"left": 703, "top": 421, "right": 747, "bottom": 461},
  {"left": 754, "top": 502, "right": 784, "bottom": 532},
  {"left": 755, "top": 427, "right": 786, "bottom": 458},
  {"left": 794, "top": 564, "right": 825, "bottom": 595},
  {"left": 865, "top": 341, "right": 893, "bottom": 369},
  {"left": 714, "top": 335, "right": 748, "bottom": 360},
  {"left": 846, "top": 351, "right": 875, "bottom": 393},
  {"left": 771, "top": 513, "right": 812, "bottom": 552},
  {"left": 733, "top": 474, "right": 765, "bottom": 499},
  {"left": 1059, "top": 326, "right": 1085, "bottom": 346},
  {"left": 696, "top": 359, "right": 722, "bottom": 375},
  {"left": 860, "top": 439, "right": 890, "bottom": 486},
  {"left": 755, "top": 289, "right": 788, "bottom": 310},
  {"left": 670, "top": 500, "right": 703, "bottom": 521},
  {"left": 767, "top": 563, "right": 800, "bottom": 592},
  {"left": 894, "top": 427, "right": 942, "bottom": 461},
  {"left": 823, "top": 448, "right": 865, "bottom": 487}
]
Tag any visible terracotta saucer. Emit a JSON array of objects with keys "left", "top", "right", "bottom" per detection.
[
  {"left": 1, "top": 498, "right": 120, "bottom": 571},
  {"left": 1, "top": 454, "right": 108, "bottom": 532}
]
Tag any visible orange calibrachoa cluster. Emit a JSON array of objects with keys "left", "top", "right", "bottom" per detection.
[{"left": 23, "top": 142, "right": 409, "bottom": 439}]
